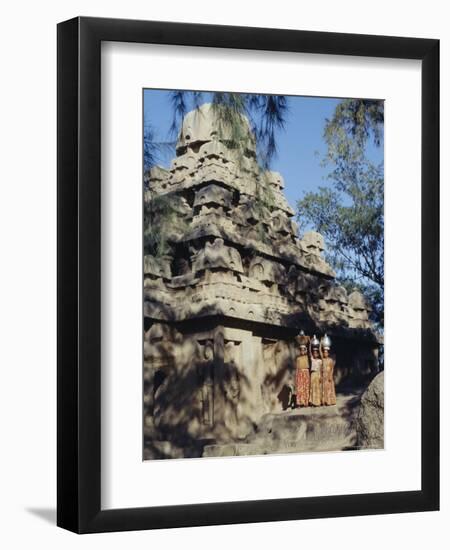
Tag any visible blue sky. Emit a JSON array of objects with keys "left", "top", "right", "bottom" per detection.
[{"left": 143, "top": 89, "right": 383, "bottom": 209}]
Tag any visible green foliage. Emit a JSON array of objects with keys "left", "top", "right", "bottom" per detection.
[
  {"left": 143, "top": 121, "right": 176, "bottom": 173},
  {"left": 211, "top": 95, "right": 253, "bottom": 158},
  {"left": 143, "top": 193, "right": 189, "bottom": 258},
  {"left": 324, "top": 99, "right": 384, "bottom": 155},
  {"left": 143, "top": 123, "right": 157, "bottom": 171},
  {"left": 297, "top": 99, "right": 384, "bottom": 327},
  {"left": 168, "top": 91, "right": 288, "bottom": 169},
  {"left": 144, "top": 92, "right": 289, "bottom": 254}
]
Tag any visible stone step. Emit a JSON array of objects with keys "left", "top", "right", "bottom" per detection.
[{"left": 203, "top": 393, "right": 362, "bottom": 457}]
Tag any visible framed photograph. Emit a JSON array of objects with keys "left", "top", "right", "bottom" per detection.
[{"left": 57, "top": 17, "right": 439, "bottom": 533}]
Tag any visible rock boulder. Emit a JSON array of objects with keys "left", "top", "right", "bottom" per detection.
[{"left": 356, "top": 371, "right": 384, "bottom": 449}]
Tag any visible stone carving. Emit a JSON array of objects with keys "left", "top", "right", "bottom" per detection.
[
  {"left": 298, "top": 231, "right": 335, "bottom": 277},
  {"left": 237, "top": 195, "right": 271, "bottom": 225},
  {"left": 171, "top": 196, "right": 191, "bottom": 218},
  {"left": 264, "top": 170, "right": 285, "bottom": 190},
  {"left": 143, "top": 103, "right": 380, "bottom": 458},
  {"left": 248, "top": 256, "right": 286, "bottom": 284},
  {"left": 270, "top": 211, "right": 293, "bottom": 235},
  {"left": 144, "top": 255, "right": 172, "bottom": 279},
  {"left": 192, "top": 238, "right": 244, "bottom": 274},
  {"left": 348, "top": 289, "right": 372, "bottom": 328},
  {"left": 301, "top": 231, "right": 325, "bottom": 255},
  {"left": 318, "top": 284, "right": 350, "bottom": 325},
  {"left": 193, "top": 183, "right": 233, "bottom": 211},
  {"left": 144, "top": 165, "right": 170, "bottom": 194},
  {"left": 196, "top": 339, "right": 215, "bottom": 426},
  {"left": 198, "top": 140, "right": 229, "bottom": 162},
  {"left": 176, "top": 102, "right": 255, "bottom": 155}
]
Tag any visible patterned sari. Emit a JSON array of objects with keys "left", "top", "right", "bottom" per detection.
[
  {"left": 309, "top": 357, "right": 322, "bottom": 406},
  {"left": 322, "top": 356, "right": 336, "bottom": 405},
  {"left": 295, "top": 355, "right": 310, "bottom": 407}
]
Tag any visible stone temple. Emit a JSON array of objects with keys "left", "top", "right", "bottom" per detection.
[{"left": 143, "top": 103, "right": 380, "bottom": 459}]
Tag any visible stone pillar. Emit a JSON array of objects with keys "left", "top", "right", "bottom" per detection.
[{"left": 212, "top": 325, "right": 227, "bottom": 441}]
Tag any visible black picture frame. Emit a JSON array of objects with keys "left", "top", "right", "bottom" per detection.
[{"left": 57, "top": 16, "right": 439, "bottom": 534}]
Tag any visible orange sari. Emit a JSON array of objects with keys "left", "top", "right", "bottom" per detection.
[
  {"left": 295, "top": 355, "right": 310, "bottom": 406},
  {"left": 322, "top": 357, "right": 336, "bottom": 405}
]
